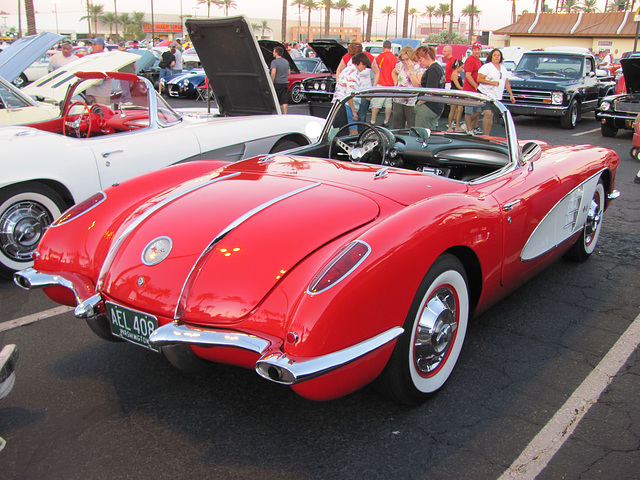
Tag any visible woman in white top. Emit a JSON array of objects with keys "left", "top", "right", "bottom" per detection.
[{"left": 477, "top": 48, "right": 515, "bottom": 135}]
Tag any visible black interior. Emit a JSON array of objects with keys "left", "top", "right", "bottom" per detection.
[{"left": 295, "top": 124, "right": 511, "bottom": 183}]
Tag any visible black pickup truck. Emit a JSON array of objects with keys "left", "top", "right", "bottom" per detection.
[{"left": 503, "top": 50, "right": 616, "bottom": 129}]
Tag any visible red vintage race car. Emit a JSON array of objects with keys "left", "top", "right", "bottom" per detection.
[{"left": 14, "top": 84, "right": 620, "bottom": 404}]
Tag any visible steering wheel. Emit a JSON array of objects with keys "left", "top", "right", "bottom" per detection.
[
  {"left": 563, "top": 68, "right": 579, "bottom": 75},
  {"left": 62, "top": 100, "right": 94, "bottom": 138},
  {"left": 329, "top": 122, "right": 387, "bottom": 164}
]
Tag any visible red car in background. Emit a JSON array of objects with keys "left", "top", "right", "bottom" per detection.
[{"left": 259, "top": 39, "right": 332, "bottom": 104}]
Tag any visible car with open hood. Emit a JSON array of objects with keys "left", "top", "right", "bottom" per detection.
[
  {"left": 596, "top": 56, "right": 640, "bottom": 139},
  {"left": 300, "top": 39, "right": 348, "bottom": 107},
  {"left": 258, "top": 40, "right": 330, "bottom": 104},
  {"left": 15, "top": 84, "right": 620, "bottom": 404},
  {"left": 504, "top": 49, "right": 616, "bottom": 129},
  {"left": 0, "top": 16, "right": 324, "bottom": 277},
  {"left": 0, "top": 32, "right": 62, "bottom": 88}
]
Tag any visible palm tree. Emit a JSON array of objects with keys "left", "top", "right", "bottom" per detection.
[
  {"left": 564, "top": 0, "right": 579, "bottom": 11},
  {"left": 423, "top": 5, "right": 436, "bottom": 34},
  {"left": 113, "top": 0, "right": 118, "bottom": 36},
  {"left": 335, "top": 0, "right": 352, "bottom": 28},
  {"left": 461, "top": 2, "right": 481, "bottom": 43},
  {"left": 303, "top": 0, "right": 317, "bottom": 41},
  {"left": 291, "top": 0, "right": 306, "bottom": 42},
  {"left": 117, "top": 12, "right": 131, "bottom": 38},
  {"left": 320, "top": 0, "right": 332, "bottom": 37},
  {"left": 100, "top": 12, "right": 117, "bottom": 36},
  {"left": 260, "top": 19, "right": 272, "bottom": 38},
  {"left": 448, "top": 0, "right": 454, "bottom": 43},
  {"left": 197, "top": 0, "right": 216, "bottom": 17},
  {"left": 282, "top": 0, "right": 288, "bottom": 44},
  {"left": 381, "top": 5, "right": 395, "bottom": 39},
  {"left": 366, "top": 0, "right": 374, "bottom": 41},
  {"left": 214, "top": 0, "right": 238, "bottom": 16},
  {"left": 408, "top": 7, "right": 418, "bottom": 38},
  {"left": 582, "top": 0, "right": 599, "bottom": 11},
  {"left": 251, "top": 22, "right": 261, "bottom": 34},
  {"left": 356, "top": 4, "right": 368, "bottom": 38},
  {"left": 24, "top": 0, "right": 37, "bottom": 35},
  {"left": 402, "top": 0, "right": 410, "bottom": 37},
  {"left": 88, "top": 3, "right": 105, "bottom": 37},
  {"left": 436, "top": 3, "right": 450, "bottom": 29},
  {"left": 130, "top": 11, "right": 145, "bottom": 39}
]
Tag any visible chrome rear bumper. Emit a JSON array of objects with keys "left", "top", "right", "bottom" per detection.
[{"left": 150, "top": 322, "right": 403, "bottom": 385}]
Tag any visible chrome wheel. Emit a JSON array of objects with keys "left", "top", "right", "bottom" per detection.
[
  {"left": 413, "top": 287, "right": 458, "bottom": 375},
  {"left": 289, "top": 83, "right": 305, "bottom": 104},
  {"left": 375, "top": 253, "right": 469, "bottom": 404},
  {"left": 0, "top": 185, "right": 65, "bottom": 276},
  {"left": 583, "top": 182, "right": 604, "bottom": 254},
  {"left": 565, "top": 179, "right": 605, "bottom": 262}
]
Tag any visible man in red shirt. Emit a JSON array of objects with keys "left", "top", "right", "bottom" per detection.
[
  {"left": 370, "top": 40, "right": 398, "bottom": 126},
  {"left": 463, "top": 41, "right": 483, "bottom": 134},
  {"left": 442, "top": 45, "right": 457, "bottom": 89}
]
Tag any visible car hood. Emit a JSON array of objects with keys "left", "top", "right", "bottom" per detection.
[
  {"left": 0, "top": 32, "right": 63, "bottom": 83},
  {"left": 258, "top": 39, "right": 300, "bottom": 74},
  {"left": 308, "top": 40, "right": 347, "bottom": 73},
  {"left": 127, "top": 48, "right": 157, "bottom": 72},
  {"left": 185, "top": 16, "right": 280, "bottom": 116},
  {"left": 621, "top": 57, "right": 640, "bottom": 94},
  {"left": 165, "top": 70, "right": 206, "bottom": 83},
  {"left": 101, "top": 164, "right": 381, "bottom": 324},
  {"left": 22, "top": 51, "right": 141, "bottom": 104},
  {"left": 509, "top": 74, "right": 579, "bottom": 89}
]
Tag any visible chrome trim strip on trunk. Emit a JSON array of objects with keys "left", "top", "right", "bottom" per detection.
[
  {"left": 96, "top": 172, "right": 241, "bottom": 291},
  {"left": 255, "top": 327, "right": 404, "bottom": 385},
  {"left": 174, "top": 181, "right": 322, "bottom": 320}
]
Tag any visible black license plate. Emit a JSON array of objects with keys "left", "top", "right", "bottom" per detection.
[{"left": 107, "top": 302, "right": 159, "bottom": 352}]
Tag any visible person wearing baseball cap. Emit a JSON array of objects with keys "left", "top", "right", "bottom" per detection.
[
  {"left": 90, "top": 37, "right": 105, "bottom": 53},
  {"left": 462, "top": 41, "right": 483, "bottom": 134}
]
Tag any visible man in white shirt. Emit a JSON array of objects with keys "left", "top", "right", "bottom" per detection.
[{"left": 48, "top": 40, "right": 79, "bottom": 72}]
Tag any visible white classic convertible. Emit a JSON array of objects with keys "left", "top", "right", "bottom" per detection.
[{"left": 0, "top": 19, "right": 323, "bottom": 276}]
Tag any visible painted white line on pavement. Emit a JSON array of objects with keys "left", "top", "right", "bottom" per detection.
[
  {"left": 499, "top": 311, "right": 640, "bottom": 480},
  {"left": 573, "top": 128, "right": 601, "bottom": 136},
  {"left": 0, "top": 305, "right": 73, "bottom": 333}
]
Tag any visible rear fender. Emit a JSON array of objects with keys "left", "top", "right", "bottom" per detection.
[{"left": 282, "top": 193, "right": 503, "bottom": 360}]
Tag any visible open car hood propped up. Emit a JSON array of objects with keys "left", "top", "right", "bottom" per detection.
[
  {"left": 185, "top": 16, "right": 280, "bottom": 116},
  {"left": 308, "top": 40, "right": 347, "bottom": 73},
  {"left": 621, "top": 57, "right": 640, "bottom": 94},
  {"left": 0, "top": 32, "right": 63, "bottom": 84}
]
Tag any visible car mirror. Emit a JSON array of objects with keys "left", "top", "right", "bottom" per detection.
[{"left": 522, "top": 141, "right": 542, "bottom": 163}]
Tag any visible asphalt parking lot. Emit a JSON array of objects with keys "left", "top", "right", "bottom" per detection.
[{"left": 0, "top": 98, "right": 639, "bottom": 479}]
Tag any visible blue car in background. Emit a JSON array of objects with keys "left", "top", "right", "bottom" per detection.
[{"left": 159, "top": 68, "right": 207, "bottom": 98}]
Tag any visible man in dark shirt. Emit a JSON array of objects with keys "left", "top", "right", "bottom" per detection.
[{"left": 158, "top": 43, "right": 177, "bottom": 93}]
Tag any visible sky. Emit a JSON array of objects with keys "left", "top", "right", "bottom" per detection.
[{"left": 1, "top": 0, "right": 615, "bottom": 33}]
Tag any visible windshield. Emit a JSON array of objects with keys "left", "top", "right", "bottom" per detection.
[
  {"left": 294, "top": 58, "right": 327, "bottom": 73},
  {"left": 515, "top": 54, "right": 584, "bottom": 79}
]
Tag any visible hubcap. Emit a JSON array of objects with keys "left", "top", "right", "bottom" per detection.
[
  {"left": 584, "top": 195, "right": 602, "bottom": 246},
  {"left": 0, "top": 201, "right": 53, "bottom": 262},
  {"left": 414, "top": 287, "right": 458, "bottom": 374}
]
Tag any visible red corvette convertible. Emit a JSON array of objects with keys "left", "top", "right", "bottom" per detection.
[
  {"left": 13, "top": 19, "right": 620, "bottom": 405},
  {"left": 15, "top": 85, "right": 620, "bottom": 404}
]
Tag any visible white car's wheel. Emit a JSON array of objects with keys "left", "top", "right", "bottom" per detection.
[
  {"left": 0, "top": 184, "right": 66, "bottom": 277},
  {"left": 375, "top": 253, "right": 469, "bottom": 404}
]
